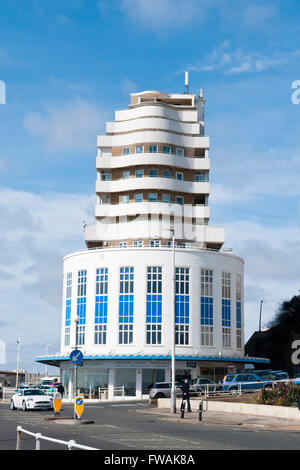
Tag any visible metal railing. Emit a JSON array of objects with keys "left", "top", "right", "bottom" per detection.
[
  {"left": 192, "top": 379, "right": 294, "bottom": 398},
  {"left": 16, "top": 426, "right": 99, "bottom": 450},
  {"left": 98, "top": 386, "right": 125, "bottom": 400}
]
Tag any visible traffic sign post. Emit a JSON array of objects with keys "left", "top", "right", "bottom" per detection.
[
  {"left": 53, "top": 392, "right": 62, "bottom": 415},
  {"left": 74, "top": 396, "right": 84, "bottom": 420},
  {"left": 70, "top": 349, "right": 83, "bottom": 364}
]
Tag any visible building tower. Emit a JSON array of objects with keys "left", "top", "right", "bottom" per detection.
[{"left": 37, "top": 80, "right": 270, "bottom": 399}]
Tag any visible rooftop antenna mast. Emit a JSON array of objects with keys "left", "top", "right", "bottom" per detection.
[{"left": 185, "top": 71, "right": 189, "bottom": 94}]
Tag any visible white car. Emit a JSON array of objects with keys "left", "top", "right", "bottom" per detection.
[{"left": 10, "top": 389, "right": 53, "bottom": 411}]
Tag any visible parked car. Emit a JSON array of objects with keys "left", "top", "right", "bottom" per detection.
[
  {"left": 252, "top": 370, "right": 277, "bottom": 380},
  {"left": 270, "top": 371, "right": 289, "bottom": 380},
  {"left": 190, "top": 377, "right": 222, "bottom": 394},
  {"left": 0, "top": 385, "right": 3, "bottom": 399},
  {"left": 149, "top": 382, "right": 182, "bottom": 399},
  {"left": 10, "top": 389, "right": 53, "bottom": 411},
  {"left": 221, "top": 373, "right": 273, "bottom": 393},
  {"left": 293, "top": 374, "right": 300, "bottom": 385}
]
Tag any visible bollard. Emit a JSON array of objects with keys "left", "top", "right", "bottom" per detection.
[
  {"left": 198, "top": 400, "right": 203, "bottom": 421},
  {"left": 180, "top": 400, "right": 185, "bottom": 419},
  {"left": 16, "top": 426, "right": 22, "bottom": 450}
]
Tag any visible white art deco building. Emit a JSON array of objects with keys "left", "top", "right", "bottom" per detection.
[{"left": 37, "top": 84, "right": 269, "bottom": 398}]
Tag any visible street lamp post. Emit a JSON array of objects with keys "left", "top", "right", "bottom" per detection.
[
  {"left": 16, "top": 336, "right": 21, "bottom": 389},
  {"left": 259, "top": 300, "right": 264, "bottom": 332},
  {"left": 74, "top": 316, "right": 80, "bottom": 403},
  {"left": 170, "top": 230, "right": 176, "bottom": 414}
]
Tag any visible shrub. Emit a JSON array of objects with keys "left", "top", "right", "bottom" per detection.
[{"left": 256, "top": 383, "right": 300, "bottom": 407}]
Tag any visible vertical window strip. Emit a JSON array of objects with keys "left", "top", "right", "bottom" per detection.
[
  {"left": 95, "top": 268, "right": 108, "bottom": 344},
  {"left": 222, "top": 271, "right": 231, "bottom": 348},
  {"left": 64, "top": 273, "right": 72, "bottom": 346},
  {"left": 77, "top": 270, "right": 87, "bottom": 345},
  {"left": 175, "top": 267, "right": 190, "bottom": 345},
  {"left": 200, "top": 269, "right": 213, "bottom": 346},
  {"left": 119, "top": 267, "right": 134, "bottom": 344},
  {"left": 146, "top": 267, "right": 162, "bottom": 344}
]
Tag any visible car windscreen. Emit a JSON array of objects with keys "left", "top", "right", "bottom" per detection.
[
  {"left": 224, "top": 375, "right": 234, "bottom": 382},
  {"left": 24, "top": 390, "right": 45, "bottom": 396}
]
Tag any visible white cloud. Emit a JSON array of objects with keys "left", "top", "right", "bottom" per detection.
[
  {"left": 23, "top": 99, "right": 108, "bottom": 153},
  {"left": 189, "top": 42, "right": 300, "bottom": 75},
  {"left": 119, "top": 0, "right": 216, "bottom": 30},
  {"left": 0, "top": 189, "right": 94, "bottom": 359}
]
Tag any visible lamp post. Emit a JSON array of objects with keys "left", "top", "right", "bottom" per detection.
[
  {"left": 170, "top": 229, "right": 176, "bottom": 414},
  {"left": 16, "top": 336, "right": 21, "bottom": 389},
  {"left": 259, "top": 300, "right": 264, "bottom": 332},
  {"left": 74, "top": 316, "right": 80, "bottom": 401}
]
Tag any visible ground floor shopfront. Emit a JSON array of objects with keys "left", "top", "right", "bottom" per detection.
[{"left": 36, "top": 355, "right": 270, "bottom": 400}]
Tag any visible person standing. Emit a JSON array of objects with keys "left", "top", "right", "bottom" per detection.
[
  {"left": 57, "top": 383, "right": 65, "bottom": 399},
  {"left": 181, "top": 378, "right": 191, "bottom": 412}
]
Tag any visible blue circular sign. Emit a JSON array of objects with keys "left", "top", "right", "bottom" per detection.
[
  {"left": 70, "top": 349, "right": 83, "bottom": 364},
  {"left": 76, "top": 397, "right": 83, "bottom": 406}
]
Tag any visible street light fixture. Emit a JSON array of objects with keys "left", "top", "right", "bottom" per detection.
[{"left": 259, "top": 300, "right": 264, "bottom": 332}]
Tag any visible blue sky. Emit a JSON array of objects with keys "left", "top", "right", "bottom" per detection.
[{"left": 0, "top": 0, "right": 300, "bottom": 372}]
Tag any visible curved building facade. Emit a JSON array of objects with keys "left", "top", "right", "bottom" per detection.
[{"left": 36, "top": 86, "right": 269, "bottom": 399}]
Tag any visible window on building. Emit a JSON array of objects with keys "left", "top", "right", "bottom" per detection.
[
  {"left": 175, "top": 267, "right": 190, "bottom": 345},
  {"left": 122, "top": 170, "right": 130, "bottom": 179},
  {"left": 146, "top": 267, "right": 162, "bottom": 345},
  {"left": 175, "top": 196, "right": 184, "bottom": 205},
  {"left": 149, "top": 168, "right": 158, "bottom": 177},
  {"left": 119, "top": 242, "right": 128, "bottom": 248},
  {"left": 64, "top": 273, "right": 72, "bottom": 346},
  {"left": 119, "top": 267, "right": 134, "bottom": 344},
  {"left": 236, "top": 274, "right": 242, "bottom": 349},
  {"left": 100, "top": 171, "right": 112, "bottom": 181},
  {"left": 148, "top": 145, "right": 158, "bottom": 153},
  {"left": 176, "top": 172, "right": 184, "bottom": 181},
  {"left": 194, "top": 172, "right": 207, "bottom": 182},
  {"left": 222, "top": 271, "right": 231, "bottom": 348},
  {"left": 148, "top": 193, "right": 158, "bottom": 202},
  {"left": 149, "top": 240, "right": 161, "bottom": 247},
  {"left": 162, "top": 193, "right": 171, "bottom": 203},
  {"left": 163, "top": 146, "right": 171, "bottom": 154},
  {"left": 99, "top": 194, "right": 111, "bottom": 205},
  {"left": 135, "top": 169, "right": 144, "bottom": 178},
  {"left": 200, "top": 269, "right": 213, "bottom": 346},
  {"left": 123, "top": 147, "right": 130, "bottom": 155},
  {"left": 120, "top": 194, "right": 130, "bottom": 204},
  {"left": 135, "top": 145, "right": 143, "bottom": 154},
  {"left": 134, "top": 193, "right": 143, "bottom": 203},
  {"left": 77, "top": 270, "right": 87, "bottom": 345},
  {"left": 133, "top": 240, "right": 144, "bottom": 247},
  {"left": 95, "top": 268, "right": 108, "bottom": 345},
  {"left": 176, "top": 148, "right": 184, "bottom": 157},
  {"left": 163, "top": 169, "right": 171, "bottom": 178}
]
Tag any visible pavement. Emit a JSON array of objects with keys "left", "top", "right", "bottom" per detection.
[
  {"left": 138, "top": 405, "right": 300, "bottom": 431},
  {"left": 1, "top": 400, "right": 300, "bottom": 450}
]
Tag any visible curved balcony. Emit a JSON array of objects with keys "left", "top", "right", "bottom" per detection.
[
  {"left": 85, "top": 220, "right": 224, "bottom": 244},
  {"left": 106, "top": 117, "right": 200, "bottom": 136},
  {"left": 95, "top": 202, "right": 210, "bottom": 219},
  {"left": 95, "top": 178, "right": 209, "bottom": 194},
  {"left": 97, "top": 133, "right": 209, "bottom": 149},
  {"left": 96, "top": 153, "right": 210, "bottom": 171},
  {"left": 115, "top": 104, "right": 199, "bottom": 124}
]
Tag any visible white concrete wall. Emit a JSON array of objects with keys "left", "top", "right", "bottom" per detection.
[{"left": 60, "top": 248, "right": 244, "bottom": 359}]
